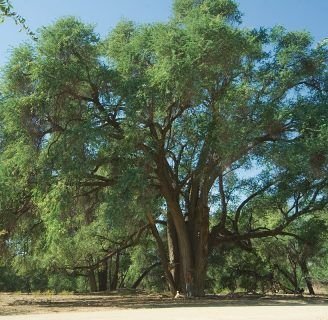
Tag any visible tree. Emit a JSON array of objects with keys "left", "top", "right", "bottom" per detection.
[
  {"left": 0, "top": 0, "right": 11, "bottom": 21},
  {"left": 0, "top": 0, "right": 327, "bottom": 296},
  {"left": 106, "top": 0, "right": 327, "bottom": 295},
  {"left": 0, "top": 17, "right": 146, "bottom": 291},
  {"left": 255, "top": 215, "right": 328, "bottom": 295},
  {"left": 0, "top": 0, "right": 36, "bottom": 39},
  {"left": 289, "top": 216, "right": 328, "bottom": 294}
]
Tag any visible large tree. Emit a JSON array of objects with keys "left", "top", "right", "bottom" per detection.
[
  {"left": 106, "top": 0, "right": 327, "bottom": 295},
  {"left": 0, "top": 0, "right": 327, "bottom": 296}
]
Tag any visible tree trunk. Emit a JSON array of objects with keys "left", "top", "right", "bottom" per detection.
[
  {"left": 162, "top": 191, "right": 209, "bottom": 296},
  {"left": 300, "top": 262, "right": 315, "bottom": 295},
  {"left": 166, "top": 209, "right": 209, "bottom": 297},
  {"left": 147, "top": 212, "right": 177, "bottom": 295},
  {"left": 305, "top": 277, "right": 315, "bottom": 295},
  {"left": 167, "top": 211, "right": 180, "bottom": 286},
  {"left": 169, "top": 209, "right": 194, "bottom": 294},
  {"left": 88, "top": 270, "right": 97, "bottom": 292},
  {"left": 189, "top": 203, "right": 209, "bottom": 296},
  {"left": 155, "top": 154, "right": 209, "bottom": 296},
  {"left": 110, "top": 252, "right": 120, "bottom": 290},
  {"left": 186, "top": 177, "right": 210, "bottom": 297},
  {"left": 98, "top": 260, "right": 108, "bottom": 291},
  {"left": 132, "top": 262, "right": 161, "bottom": 289},
  {"left": 108, "top": 256, "right": 112, "bottom": 290}
]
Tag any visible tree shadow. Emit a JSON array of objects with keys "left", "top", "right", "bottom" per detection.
[{"left": 6, "top": 292, "right": 328, "bottom": 312}]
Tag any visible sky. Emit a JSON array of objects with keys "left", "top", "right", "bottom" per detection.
[{"left": 0, "top": 0, "right": 327, "bottom": 67}]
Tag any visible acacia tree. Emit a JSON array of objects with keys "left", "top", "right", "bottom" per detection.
[
  {"left": 0, "top": 17, "right": 150, "bottom": 291},
  {"left": 106, "top": 0, "right": 327, "bottom": 295},
  {"left": 0, "top": 0, "right": 327, "bottom": 296}
]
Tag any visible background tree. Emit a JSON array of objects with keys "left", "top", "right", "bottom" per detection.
[
  {"left": 0, "top": 0, "right": 35, "bottom": 38},
  {"left": 0, "top": 17, "right": 150, "bottom": 292}
]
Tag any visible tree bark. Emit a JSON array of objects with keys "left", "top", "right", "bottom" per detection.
[
  {"left": 108, "top": 256, "right": 112, "bottom": 290},
  {"left": 300, "top": 262, "right": 315, "bottom": 295},
  {"left": 155, "top": 151, "right": 208, "bottom": 296},
  {"left": 189, "top": 203, "right": 209, "bottom": 296},
  {"left": 98, "top": 260, "right": 108, "bottom": 291},
  {"left": 167, "top": 211, "right": 180, "bottom": 287},
  {"left": 168, "top": 207, "right": 194, "bottom": 294},
  {"left": 146, "top": 212, "right": 177, "bottom": 295},
  {"left": 88, "top": 270, "right": 97, "bottom": 292},
  {"left": 110, "top": 251, "right": 120, "bottom": 290},
  {"left": 155, "top": 151, "right": 194, "bottom": 293},
  {"left": 161, "top": 184, "right": 209, "bottom": 296},
  {"left": 187, "top": 176, "right": 210, "bottom": 297}
]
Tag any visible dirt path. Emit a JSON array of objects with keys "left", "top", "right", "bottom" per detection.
[
  {"left": 1, "top": 293, "right": 327, "bottom": 319},
  {"left": 1, "top": 306, "right": 328, "bottom": 320}
]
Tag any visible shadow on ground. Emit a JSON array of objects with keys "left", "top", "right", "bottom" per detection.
[{"left": 1, "top": 292, "right": 328, "bottom": 316}]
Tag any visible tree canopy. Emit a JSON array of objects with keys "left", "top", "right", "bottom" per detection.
[{"left": 0, "top": 0, "right": 327, "bottom": 296}]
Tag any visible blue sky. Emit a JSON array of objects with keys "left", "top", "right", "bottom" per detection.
[{"left": 0, "top": 0, "right": 327, "bottom": 67}]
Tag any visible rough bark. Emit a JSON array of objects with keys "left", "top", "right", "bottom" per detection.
[{"left": 155, "top": 150, "right": 194, "bottom": 290}]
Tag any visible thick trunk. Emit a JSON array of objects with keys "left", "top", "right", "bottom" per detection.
[
  {"left": 161, "top": 189, "right": 209, "bottom": 296},
  {"left": 169, "top": 208, "right": 194, "bottom": 294},
  {"left": 187, "top": 177, "right": 210, "bottom": 297},
  {"left": 166, "top": 204, "right": 209, "bottom": 296},
  {"left": 98, "top": 260, "right": 108, "bottom": 291},
  {"left": 189, "top": 204, "right": 209, "bottom": 296},
  {"left": 155, "top": 153, "right": 209, "bottom": 296},
  {"left": 167, "top": 211, "right": 180, "bottom": 286},
  {"left": 155, "top": 153, "right": 193, "bottom": 293}
]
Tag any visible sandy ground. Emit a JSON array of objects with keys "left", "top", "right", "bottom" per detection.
[
  {"left": 2, "top": 306, "right": 328, "bottom": 320},
  {"left": 0, "top": 293, "right": 328, "bottom": 320}
]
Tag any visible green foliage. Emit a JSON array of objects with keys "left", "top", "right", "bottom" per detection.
[
  {"left": 0, "top": 0, "right": 327, "bottom": 294},
  {"left": 0, "top": 0, "right": 12, "bottom": 22},
  {"left": 207, "top": 213, "right": 328, "bottom": 294},
  {"left": 0, "top": 266, "right": 24, "bottom": 291},
  {"left": 173, "top": 0, "right": 242, "bottom": 23},
  {"left": 208, "top": 246, "right": 272, "bottom": 293},
  {"left": 0, "top": 0, "right": 36, "bottom": 38}
]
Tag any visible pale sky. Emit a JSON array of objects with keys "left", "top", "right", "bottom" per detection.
[{"left": 0, "top": 0, "right": 327, "bottom": 67}]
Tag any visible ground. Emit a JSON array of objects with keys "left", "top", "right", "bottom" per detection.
[{"left": 0, "top": 292, "right": 327, "bottom": 319}]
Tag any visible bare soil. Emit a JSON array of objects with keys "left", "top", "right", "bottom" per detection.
[{"left": 0, "top": 292, "right": 327, "bottom": 319}]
